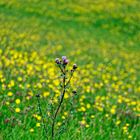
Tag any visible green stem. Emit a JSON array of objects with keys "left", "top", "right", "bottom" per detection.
[{"left": 51, "top": 70, "right": 66, "bottom": 139}]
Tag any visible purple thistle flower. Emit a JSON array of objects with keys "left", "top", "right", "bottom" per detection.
[
  {"left": 62, "top": 56, "right": 67, "bottom": 61},
  {"left": 62, "top": 56, "right": 69, "bottom": 65}
]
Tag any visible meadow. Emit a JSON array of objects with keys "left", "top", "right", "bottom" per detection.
[{"left": 0, "top": 0, "right": 140, "bottom": 140}]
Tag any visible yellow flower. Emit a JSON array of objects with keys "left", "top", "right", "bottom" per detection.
[
  {"left": 37, "top": 115, "right": 41, "bottom": 121},
  {"left": 116, "top": 120, "right": 121, "bottom": 125},
  {"left": 64, "top": 93, "right": 69, "bottom": 99},
  {"left": 28, "top": 91, "right": 33, "bottom": 96},
  {"left": 17, "top": 77, "right": 22, "bottom": 82},
  {"left": 64, "top": 112, "right": 68, "bottom": 116},
  {"left": 62, "top": 116, "right": 66, "bottom": 119},
  {"left": 47, "top": 112, "right": 51, "bottom": 116},
  {"left": 0, "top": 49, "right": 2, "bottom": 54},
  {"left": 131, "top": 101, "right": 136, "bottom": 105},
  {"left": 86, "top": 124, "right": 89, "bottom": 128},
  {"left": 110, "top": 108, "right": 116, "bottom": 114},
  {"left": 26, "top": 96, "right": 30, "bottom": 100},
  {"left": 105, "top": 114, "right": 109, "bottom": 117},
  {"left": 43, "top": 91, "right": 50, "bottom": 97},
  {"left": 6, "top": 101, "right": 10, "bottom": 105},
  {"left": 123, "top": 127, "right": 128, "bottom": 133},
  {"left": 91, "top": 115, "right": 95, "bottom": 119},
  {"left": 57, "top": 122, "right": 61, "bottom": 126},
  {"left": 98, "top": 107, "right": 103, "bottom": 112},
  {"left": 7, "top": 91, "right": 13, "bottom": 96},
  {"left": 7, "top": 80, "right": 15, "bottom": 88},
  {"left": 15, "top": 108, "right": 20, "bottom": 113},
  {"left": 126, "top": 123, "right": 130, "bottom": 126},
  {"left": 123, "top": 126, "right": 127, "bottom": 130},
  {"left": 81, "top": 106, "right": 86, "bottom": 112},
  {"left": 30, "top": 128, "right": 34, "bottom": 132},
  {"left": 15, "top": 99, "right": 21, "bottom": 104},
  {"left": 112, "top": 76, "right": 118, "bottom": 81},
  {"left": 86, "top": 103, "right": 91, "bottom": 109},
  {"left": 36, "top": 123, "right": 41, "bottom": 127},
  {"left": 81, "top": 120, "right": 86, "bottom": 125}
]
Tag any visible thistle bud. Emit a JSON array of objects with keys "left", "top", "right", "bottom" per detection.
[
  {"left": 55, "top": 58, "right": 60, "bottom": 64},
  {"left": 73, "top": 64, "right": 77, "bottom": 70},
  {"left": 63, "top": 59, "right": 69, "bottom": 65},
  {"left": 62, "top": 56, "right": 67, "bottom": 61},
  {"left": 62, "top": 56, "right": 69, "bottom": 65}
]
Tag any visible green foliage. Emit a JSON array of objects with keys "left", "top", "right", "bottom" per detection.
[{"left": 0, "top": 0, "right": 140, "bottom": 140}]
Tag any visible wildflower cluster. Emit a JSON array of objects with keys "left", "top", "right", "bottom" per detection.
[
  {"left": 0, "top": 0, "right": 140, "bottom": 139},
  {"left": 35, "top": 56, "right": 77, "bottom": 139}
]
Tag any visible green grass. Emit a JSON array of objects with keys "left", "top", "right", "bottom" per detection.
[{"left": 0, "top": 0, "right": 140, "bottom": 140}]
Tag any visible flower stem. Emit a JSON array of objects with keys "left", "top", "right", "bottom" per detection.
[{"left": 51, "top": 70, "right": 66, "bottom": 139}]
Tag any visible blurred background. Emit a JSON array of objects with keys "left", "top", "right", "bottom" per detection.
[{"left": 0, "top": 0, "right": 140, "bottom": 60}]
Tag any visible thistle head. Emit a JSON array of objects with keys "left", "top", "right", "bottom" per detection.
[
  {"left": 73, "top": 64, "right": 77, "bottom": 70},
  {"left": 55, "top": 58, "right": 60, "bottom": 64},
  {"left": 62, "top": 56, "right": 69, "bottom": 65}
]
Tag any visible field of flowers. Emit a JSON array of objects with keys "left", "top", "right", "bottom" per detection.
[{"left": 0, "top": 0, "right": 140, "bottom": 140}]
